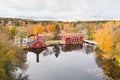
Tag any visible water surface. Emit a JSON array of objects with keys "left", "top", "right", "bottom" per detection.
[{"left": 24, "top": 44, "right": 105, "bottom": 80}]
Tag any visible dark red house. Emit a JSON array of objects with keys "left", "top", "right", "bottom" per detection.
[
  {"left": 61, "top": 33, "right": 83, "bottom": 44},
  {"left": 28, "top": 33, "right": 46, "bottom": 49}
]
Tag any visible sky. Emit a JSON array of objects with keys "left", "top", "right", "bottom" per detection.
[{"left": 0, "top": 0, "right": 120, "bottom": 21}]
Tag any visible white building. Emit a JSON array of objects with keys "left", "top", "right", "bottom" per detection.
[{"left": 15, "top": 35, "right": 30, "bottom": 46}]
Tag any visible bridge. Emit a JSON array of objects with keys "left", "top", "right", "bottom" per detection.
[{"left": 83, "top": 40, "right": 97, "bottom": 46}]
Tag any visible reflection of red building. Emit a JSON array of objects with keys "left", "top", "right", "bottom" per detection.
[
  {"left": 61, "top": 34, "right": 83, "bottom": 44},
  {"left": 28, "top": 33, "right": 46, "bottom": 49},
  {"left": 29, "top": 47, "right": 46, "bottom": 63},
  {"left": 61, "top": 44, "right": 83, "bottom": 52}
]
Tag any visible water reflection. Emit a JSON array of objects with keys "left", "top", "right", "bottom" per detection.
[
  {"left": 84, "top": 44, "right": 95, "bottom": 54},
  {"left": 43, "top": 48, "right": 53, "bottom": 56},
  {"left": 0, "top": 49, "right": 29, "bottom": 80},
  {"left": 27, "top": 44, "right": 96, "bottom": 63},
  {"left": 28, "top": 47, "right": 46, "bottom": 62},
  {"left": 28, "top": 44, "right": 85, "bottom": 63},
  {"left": 26, "top": 44, "right": 103, "bottom": 80},
  {"left": 15, "top": 73, "right": 30, "bottom": 80},
  {"left": 61, "top": 44, "right": 83, "bottom": 52},
  {"left": 26, "top": 44, "right": 120, "bottom": 80},
  {"left": 42, "top": 45, "right": 60, "bottom": 58},
  {"left": 15, "top": 51, "right": 29, "bottom": 80},
  {"left": 94, "top": 48, "right": 120, "bottom": 80},
  {"left": 53, "top": 45, "right": 60, "bottom": 58},
  {"left": 28, "top": 45, "right": 61, "bottom": 62}
]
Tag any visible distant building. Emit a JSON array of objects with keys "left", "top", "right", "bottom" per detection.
[{"left": 15, "top": 35, "right": 30, "bottom": 46}]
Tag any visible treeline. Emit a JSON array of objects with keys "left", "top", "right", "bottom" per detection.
[{"left": 0, "top": 17, "right": 74, "bottom": 26}]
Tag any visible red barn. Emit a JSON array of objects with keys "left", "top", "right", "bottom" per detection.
[
  {"left": 28, "top": 33, "right": 46, "bottom": 48},
  {"left": 61, "top": 33, "right": 83, "bottom": 44}
]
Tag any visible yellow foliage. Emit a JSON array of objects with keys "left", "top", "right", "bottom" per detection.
[
  {"left": 63, "top": 23, "right": 72, "bottom": 31},
  {"left": 115, "top": 54, "right": 120, "bottom": 64},
  {"left": 6, "top": 49, "right": 15, "bottom": 56},
  {"left": 0, "top": 68, "right": 8, "bottom": 80},
  {"left": 69, "top": 27, "right": 75, "bottom": 33},
  {"left": 115, "top": 21, "right": 120, "bottom": 26},
  {"left": 46, "top": 24, "right": 55, "bottom": 32},
  {"left": 33, "top": 24, "right": 44, "bottom": 34},
  {"left": 116, "top": 42, "right": 120, "bottom": 51},
  {"left": 94, "top": 22, "right": 114, "bottom": 52}
]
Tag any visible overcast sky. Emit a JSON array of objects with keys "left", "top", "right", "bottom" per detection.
[{"left": 0, "top": 0, "right": 120, "bottom": 21}]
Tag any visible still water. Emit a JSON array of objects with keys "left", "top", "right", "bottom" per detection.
[{"left": 21, "top": 44, "right": 107, "bottom": 80}]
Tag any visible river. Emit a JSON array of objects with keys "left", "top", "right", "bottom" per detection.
[
  {"left": 16, "top": 44, "right": 109, "bottom": 80},
  {"left": 14, "top": 43, "right": 120, "bottom": 80}
]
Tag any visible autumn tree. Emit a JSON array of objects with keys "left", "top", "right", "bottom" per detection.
[
  {"left": 33, "top": 24, "right": 44, "bottom": 34},
  {"left": 46, "top": 24, "right": 55, "bottom": 33},
  {"left": 94, "top": 22, "right": 114, "bottom": 52},
  {"left": 63, "top": 23, "right": 72, "bottom": 32}
]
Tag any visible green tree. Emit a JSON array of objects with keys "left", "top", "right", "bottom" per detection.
[
  {"left": 10, "top": 26, "right": 17, "bottom": 36},
  {"left": 54, "top": 25, "right": 60, "bottom": 40}
]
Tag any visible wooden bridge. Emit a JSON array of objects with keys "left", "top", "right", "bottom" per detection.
[{"left": 83, "top": 40, "right": 97, "bottom": 46}]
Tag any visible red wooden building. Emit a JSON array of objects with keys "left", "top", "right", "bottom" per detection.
[
  {"left": 28, "top": 33, "right": 46, "bottom": 49},
  {"left": 61, "top": 33, "right": 83, "bottom": 44}
]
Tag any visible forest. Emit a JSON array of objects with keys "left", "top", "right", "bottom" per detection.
[{"left": 0, "top": 17, "right": 120, "bottom": 79}]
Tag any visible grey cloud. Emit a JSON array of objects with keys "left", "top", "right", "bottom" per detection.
[{"left": 0, "top": 0, "right": 120, "bottom": 21}]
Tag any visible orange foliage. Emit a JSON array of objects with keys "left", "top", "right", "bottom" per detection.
[
  {"left": 33, "top": 24, "right": 44, "bottom": 34},
  {"left": 5, "top": 26, "right": 10, "bottom": 31},
  {"left": 114, "top": 21, "right": 120, "bottom": 27},
  {"left": 104, "top": 34, "right": 113, "bottom": 52},
  {"left": 94, "top": 22, "right": 114, "bottom": 52},
  {"left": 46, "top": 24, "right": 55, "bottom": 32}
]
